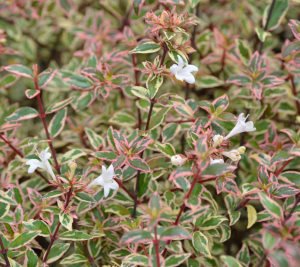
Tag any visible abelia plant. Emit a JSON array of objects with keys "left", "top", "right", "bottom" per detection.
[{"left": 0, "top": 0, "right": 300, "bottom": 267}]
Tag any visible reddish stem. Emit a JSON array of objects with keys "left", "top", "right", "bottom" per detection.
[
  {"left": 33, "top": 65, "right": 60, "bottom": 174},
  {"left": 115, "top": 178, "right": 136, "bottom": 200},
  {"left": 289, "top": 74, "right": 300, "bottom": 115},
  {"left": 153, "top": 225, "right": 161, "bottom": 267},
  {"left": 42, "top": 186, "right": 73, "bottom": 263},
  {"left": 0, "top": 236, "right": 10, "bottom": 267}
]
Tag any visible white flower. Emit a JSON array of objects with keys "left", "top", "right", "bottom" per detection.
[
  {"left": 89, "top": 164, "right": 119, "bottom": 198},
  {"left": 212, "top": 134, "right": 224, "bottom": 147},
  {"left": 225, "top": 113, "right": 256, "bottom": 140},
  {"left": 222, "top": 149, "right": 241, "bottom": 162},
  {"left": 26, "top": 148, "right": 56, "bottom": 180},
  {"left": 171, "top": 154, "right": 186, "bottom": 166},
  {"left": 210, "top": 158, "right": 225, "bottom": 165},
  {"left": 170, "top": 56, "right": 198, "bottom": 84}
]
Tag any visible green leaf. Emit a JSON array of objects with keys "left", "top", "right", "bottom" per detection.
[
  {"left": 263, "top": 0, "right": 289, "bottom": 31},
  {"left": 110, "top": 110, "right": 136, "bottom": 127},
  {"left": 0, "top": 201, "right": 10, "bottom": 218},
  {"left": 259, "top": 192, "right": 283, "bottom": 219},
  {"left": 26, "top": 249, "right": 38, "bottom": 267},
  {"left": 45, "top": 97, "right": 73, "bottom": 114},
  {"left": 67, "top": 74, "right": 93, "bottom": 89},
  {"left": 160, "top": 226, "right": 190, "bottom": 241},
  {"left": 255, "top": 27, "right": 271, "bottom": 42},
  {"left": 162, "top": 123, "right": 180, "bottom": 143},
  {"left": 42, "top": 190, "right": 64, "bottom": 199},
  {"left": 61, "top": 149, "right": 86, "bottom": 163},
  {"left": 6, "top": 107, "right": 39, "bottom": 122},
  {"left": 149, "top": 107, "right": 170, "bottom": 130},
  {"left": 130, "top": 86, "right": 149, "bottom": 100},
  {"left": 93, "top": 151, "right": 117, "bottom": 161},
  {"left": 246, "top": 204, "right": 257, "bottom": 229},
  {"left": 60, "top": 230, "right": 93, "bottom": 241},
  {"left": 147, "top": 75, "right": 163, "bottom": 99},
  {"left": 192, "top": 231, "right": 211, "bottom": 257},
  {"left": 85, "top": 128, "right": 104, "bottom": 150},
  {"left": 196, "top": 215, "right": 228, "bottom": 230},
  {"left": 155, "top": 143, "right": 176, "bottom": 157},
  {"left": 4, "top": 64, "right": 33, "bottom": 78},
  {"left": 0, "top": 74, "right": 18, "bottom": 88},
  {"left": 10, "top": 231, "right": 40, "bottom": 249},
  {"left": 23, "top": 220, "right": 51, "bottom": 237},
  {"left": 263, "top": 231, "right": 277, "bottom": 250},
  {"left": 49, "top": 108, "right": 67, "bottom": 138},
  {"left": 236, "top": 39, "right": 252, "bottom": 64},
  {"left": 202, "top": 164, "right": 231, "bottom": 176},
  {"left": 121, "top": 230, "right": 152, "bottom": 244},
  {"left": 221, "top": 255, "right": 243, "bottom": 267},
  {"left": 46, "top": 243, "right": 70, "bottom": 264},
  {"left": 25, "top": 89, "right": 39, "bottom": 99},
  {"left": 59, "top": 213, "right": 73, "bottom": 231},
  {"left": 38, "top": 69, "right": 56, "bottom": 88},
  {"left": 60, "top": 254, "right": 88, "bottom": 264},
  {"left": 130, "top": 42, "right": 161, "bottom": 54},
  {"left": 165, "top": 253, "right": 191, "bottom": 267},
  {"left": 197, "top": 75, "right": 223, "bottom": 88},
  {"left": 128, "top": 157, "right": 150, "bottom": 172},
  {"left": 123, "top": 254, "right": 148, "bottom": 266}
]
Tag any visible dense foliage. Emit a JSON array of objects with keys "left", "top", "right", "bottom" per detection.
[{"left": 1, "top": 0, "right": 300, "bottom": 266}]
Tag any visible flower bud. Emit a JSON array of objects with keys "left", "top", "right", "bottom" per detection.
[
  {"left": 212, "top": 134, "right": 224, "bottom": 147},
  {"left": 222, "top": 149, "right": 241, "bottom": 162},
  {"left": 171, "top": 154, "right": 186, "bottom": 166},
  {"left": 238, "top": 146, "right": 246, "bottom": 154},
  {"left": 210, "top": 158, "right": 225, "bottom": 165}
]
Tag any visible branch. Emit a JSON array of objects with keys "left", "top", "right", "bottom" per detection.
[{"left": 0, "top": 236, "right": 10, "bottom": 267}]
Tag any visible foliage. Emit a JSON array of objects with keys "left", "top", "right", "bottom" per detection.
[{"left": 1, "top": 0, "right": 300, "bottom": 266}]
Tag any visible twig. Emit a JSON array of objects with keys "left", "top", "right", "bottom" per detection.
[
  {"left": 33, "top": 65, "right": 60, "bottom": 174},
  {"left": 0, "top": 236, "right": 10, "bottom": 267},
  {"left": 131, "top": 45, "right": 168, "bottom": 218},
  {"left": 288, "top": 74, "right": 300, "bottom": 115},
  {"left": 42, "top": 186, "right": 73, "bottom": 263},
  {"left": 153, "top": 225, "right": 161, "bottom": 267}
]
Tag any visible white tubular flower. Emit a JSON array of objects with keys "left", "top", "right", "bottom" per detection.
[
  {"left": 170, "top": 56, "right": 198, "bottom": 84},
  {"left": 89, "top": 164, "right": 119, "bottom": 198},
  {"left": 171, "top": 154, "right": 187, "bottom": 166},
  {"left": 26, "top": 148, "right": 56, "bottom": 180},
  {"left": 222, "top": 149, "right": 241, "bottom": 162},
  {"left": 210, "top": 158, "right": 225, "bottom": 165},
  {"left": 225, "top": 113, "right": 256, "bottom": 140},
  {"left": 212, "top": 134, "right": 224, "bottom": 147}
]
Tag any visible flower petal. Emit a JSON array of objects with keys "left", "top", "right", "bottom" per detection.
[
  {"left": 183, "top": 73, "right": 196, "bottom": 84},
  {"left": 184, "top": 64, "right": 198, "bottom": 73},
  {"left": 103, "top": 185, "right": 110, "bottom": 198},
  {"left": 170, "top": 64, "right": 179, "bottom": 75},
  {"left": 26, "top": 159, "right": 44, "bottom": 173},
  {"left": 107, "top": 164, "right": 115, "bottom": 177},
  {"left": 89, "top": 175, "right": 104, "bottom": 187},
  {"left": 177, "top": 56, "right": 185, "bottom": 68},
  {"left": 109, "top": 180, "right": 119, "bottom": 191}
]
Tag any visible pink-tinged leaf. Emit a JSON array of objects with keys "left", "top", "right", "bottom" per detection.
[
  {"left": 120, "top": 230, "right": 152, "bottom": 244},
  {"left": 227, "top": 74, "right": 252, "bottom": 86},
  {"left": 212, "top": 94, "right": 229, "bottom": 113},
  {"left": 259, "top": 192, "right": 283, "bottom": 219},
  {"left": 6, "top": 107, "right": 39, "bottom": 122},
  {"left": 251, "top": 81, "right": 263, "bottom": 100},
  {"left": 258, "top": 166, "right": 270, "bottom": 185},
  {"left": 127, "top": 157, "right": 150, "bottom": 172},
  {"left": 248, "top": 51, "right": 264, "bottom": 73},
  {"left": 271, "top": 185, "right": 299, "bottom": 199},
  {"left": 160, "top": 226, "right": 191, "bottom": 241},
  {"left": 271, "top": 151, "right": 293, "bottom": 166},
  {"left": 4, "top": 64, "right": 33, "bottom": 78},
  {"left": 173, "top": 102, "right": 195, "bottom": 118},
  {"left": 280, "top": 171, "right": 300, "bottom": 186},
  {"left": 25, "top": 89, "right": 39, "bottom": 99},
  {"left": 38, "top": 69, "right": 57, "bottom": 88},
  {"left": 260, "top": 75, "right": 284, "bottom": 87},
  {"left": 289, "top": 20, "right": 300, "bottom": 40},
  {"left": 93, "top": 151, "right": 117, "bottom": 161}
]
